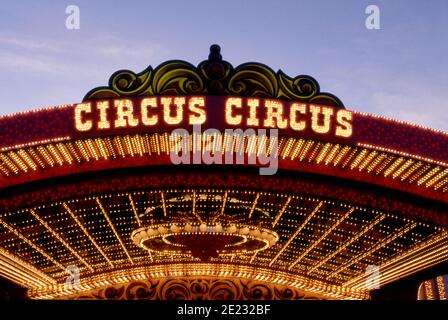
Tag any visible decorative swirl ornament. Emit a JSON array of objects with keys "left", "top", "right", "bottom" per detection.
[
  {"left": 84, "top": 44, "right": 344, "bottom": 108},
  {"left": 67, "top": 278, "right": 325, "bottom": 300}
]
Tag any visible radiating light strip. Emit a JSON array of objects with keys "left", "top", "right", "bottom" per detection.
[
  {"left": 248, "top": 193, "right": 260, "bottom": 219},
  {"left": 328, "top": 222, "right": 417, "bottom": 278},
  {"left": 29, "top": 209, "right": 94, "bottom": 272},
  {"left": 220, "top": 191, "right": 228, "bottom": 217},
  {"left": 191, "top": 190, "right": 205, "bottom": 223},
  {"left": 249, "top": 251, "right": 258, "bottom": 264},
  {"left": 272, "top": 196, "right": 291, "bottom": 227},
  {"left": 160, "top": 192, "right": 167, "bottom": 217},
  {"left": 192, "top": 190, "right": 197, "bottom": 220},
  {"left": 0, "top": 217, "right": 66, "bottom": 272},
  {"left": 288, "top": 207, "right": 354, "bottom": 270},
  {"left": 128, "top": 194, "right": 141, "bottom": 226},
  {"left": 63, "top": 202, "right": 114, "bottom": 267},
  {"left": 307, "top": 214, "right": 385, "bottom": 275},
  {"left": 269, "top": 201, "right": 323, "bottom": 266},
  {"left": 212, "top": 191, "right": 227, "bottom": 223},
  {"left": 96, "top": 198, "right": 134, "bottom": 265}
]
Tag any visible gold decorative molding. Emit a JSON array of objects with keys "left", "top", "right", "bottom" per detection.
[
  {"left": 83, "top": 45, "right": 344, "bottom": 108},
  {"left": 66, "top": 277, "right": 326, "bottom": 300},
  {"left": 29, "top": 264, "right": 369, "bottom": 300}
]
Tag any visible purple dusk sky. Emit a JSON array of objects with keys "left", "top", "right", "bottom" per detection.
[{"left": 0, "top": 0, "right": 447, "bottom": 130}]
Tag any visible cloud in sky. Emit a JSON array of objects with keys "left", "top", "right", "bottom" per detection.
[
  {"left": 0, "top": 34, "right": 168, "bottom": 75},
  {"left": 0, "top": 30, "right": 169, "bottom": 112},
  {"left": 0, "top": 36, "right": 61, "bottom": 52}
]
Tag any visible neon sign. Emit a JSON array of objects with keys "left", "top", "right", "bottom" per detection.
[{"left": 75, "top": 96, "right": 353, "bottom": 138}]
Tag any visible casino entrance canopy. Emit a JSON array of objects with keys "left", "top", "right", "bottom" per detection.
[{"left": 0, "top": 45, "right": 447, "bottom": 300}]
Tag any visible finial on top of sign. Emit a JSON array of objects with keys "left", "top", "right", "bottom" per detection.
[
  {"left": 83, "top": 44, "right": 344, "bottom": 108},
  {"left": 208, "top": 44, "right": 222, "bottom": 62}
]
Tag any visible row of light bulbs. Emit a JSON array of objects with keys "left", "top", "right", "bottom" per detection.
[
  {"left": 1, "top": 133, "right": 446, "bottom": 198},
  {"left": 132, "top": 223, "right": 279, "bottom": 247}
]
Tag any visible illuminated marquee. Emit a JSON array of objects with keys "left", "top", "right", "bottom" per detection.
[{"left": 74, "top": 96, "right": 353, "bottom": 138}]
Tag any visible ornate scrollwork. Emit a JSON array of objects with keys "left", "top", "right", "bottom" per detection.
[
  {"left": 241, "top": 281, "right": 273, "bottom": 300},
  {"left": 84, "top": 44, "right": 344, "bottom": 108},
  {"left": 209, "top": 279, "right": 239, "bottom": 300},
  {"left": 125, "top": 280, "right": 158, "bottom": 300},
  {"left": 66, "top": 277, "right": 325, "bottom": 300}
]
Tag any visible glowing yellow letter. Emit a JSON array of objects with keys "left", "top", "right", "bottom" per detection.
[
  {"left": 96, "top": 101, "right": 111, "bottom": 130},
  {"left": 335, "top": 110, "right": 353, "bottom": 137},
  {"left": 141, "top": 97, "right": 158, "bottom": 126},
  {"left": 289, "top": 103, "right": 307, "bottom": 131},
  {"left": 247, "top": 99, "right": 260, "bottom": 126},
  {"left": 74, "top": 102, "right": 93, "bottom": 132},
  {"left": 310, "top": 105, "right": 334, "bottom": 134},
  {"left": 225, "top": 97, "right": 242, "bottom": 125},
  {"left": 162, "top": 97, "right": 184, "bottom": 125},
  {"left": 114, "top": 99, "right": 139, "bottom": 128},
  {"left": 264, "top": 100, "right": 288, "bottom": 129},
  {"left": 189, "top": 96, "right": 206, "bottom": 125}
]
